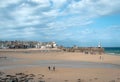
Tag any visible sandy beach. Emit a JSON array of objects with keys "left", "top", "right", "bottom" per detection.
[{"left": 0, "top": 49, "right": 120, "bottom": 82}]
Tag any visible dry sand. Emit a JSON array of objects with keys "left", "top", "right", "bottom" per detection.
[{"left": 0, "top": 49, "right": 120, "bottom": 82}]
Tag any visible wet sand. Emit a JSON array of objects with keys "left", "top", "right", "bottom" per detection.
[{"left": 0, "top": 49, "right": 120, "bottom": 82}]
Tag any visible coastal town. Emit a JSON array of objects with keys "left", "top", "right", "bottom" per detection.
[
  {"left": 0, "top": 40, "right": 104, "bottom": 54},
  {"left": 0, "top": 40, "right": 57, "bottom": 49}
]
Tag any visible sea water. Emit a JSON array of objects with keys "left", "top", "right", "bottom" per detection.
[{"left": 104, "top": 47, "right": 120, "bottom": 56}]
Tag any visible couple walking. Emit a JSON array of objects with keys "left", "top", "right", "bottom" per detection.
[{"left": 48, "top": 66, "right": 55, "bottom": 71}]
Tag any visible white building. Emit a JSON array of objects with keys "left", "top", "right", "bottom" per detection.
[
  {"left": 52, "top": 42, "right": 57, "bottom": 48},
  {"left": 98, "top": 42, "right": 101, "bottom": 48}
]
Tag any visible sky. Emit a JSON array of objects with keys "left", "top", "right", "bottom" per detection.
[{"left": 0, "top": 0, "right": 120, "bottom": 47}]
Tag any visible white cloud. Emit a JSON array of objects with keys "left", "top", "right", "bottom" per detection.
[
  {"left": 42, "top": 10, "right": 58, "bottom": 17},
  {"left": 30, "top": 0, "right": 51, "bottom": 8},
  {"left": 51, "top": 0, "right": 67, "bottom": 9},
  {"left": 67, "top": 0, "right": 120, "bottom": 16},
  {"left": 1, "top": 0, "right": 120, "bottom": 29},
  {"left": 0, "top": 0, "right": 21, "bottom": 8},
  {"left": 22, "top": 27, "right": 36, "bottom": 37},
  {"left": 0, "top": 0, "right": 120, "bottom": 42}
]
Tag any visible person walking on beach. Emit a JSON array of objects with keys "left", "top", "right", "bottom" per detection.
[
  {"left": 100, "top": 56, "right": 101, "bottom": 60},
  {"left": 48, "top": 66, "right": 51, "bottom": 71},
  {"left": 53, "top": 66, "right": 55, "bottom": 71}
]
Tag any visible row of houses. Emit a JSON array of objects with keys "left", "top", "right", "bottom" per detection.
[{"left": 0, "top": 41, "right": 57, "bottom": 49}]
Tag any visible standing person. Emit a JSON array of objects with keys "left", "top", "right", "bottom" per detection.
[
  {"left": 53, "top": 66, "right": 55, "bottom": 71},
  {"left": 48, "top": 66, "right": 50, "bottom": 71},
  {"left": 100, "top": 56, "right": 101, "bottom": 60}
]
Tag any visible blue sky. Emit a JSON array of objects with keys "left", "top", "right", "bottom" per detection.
[{"left": 0, "top": 0, "right": 120, "bottom": 47}]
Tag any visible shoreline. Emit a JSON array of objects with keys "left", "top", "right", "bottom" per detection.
[
  {"left": 0, "top": 49, "right": 120, "bottom": 65},
  {"left": 105, "top": 52, "right": 120, "bottom": 56}
]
